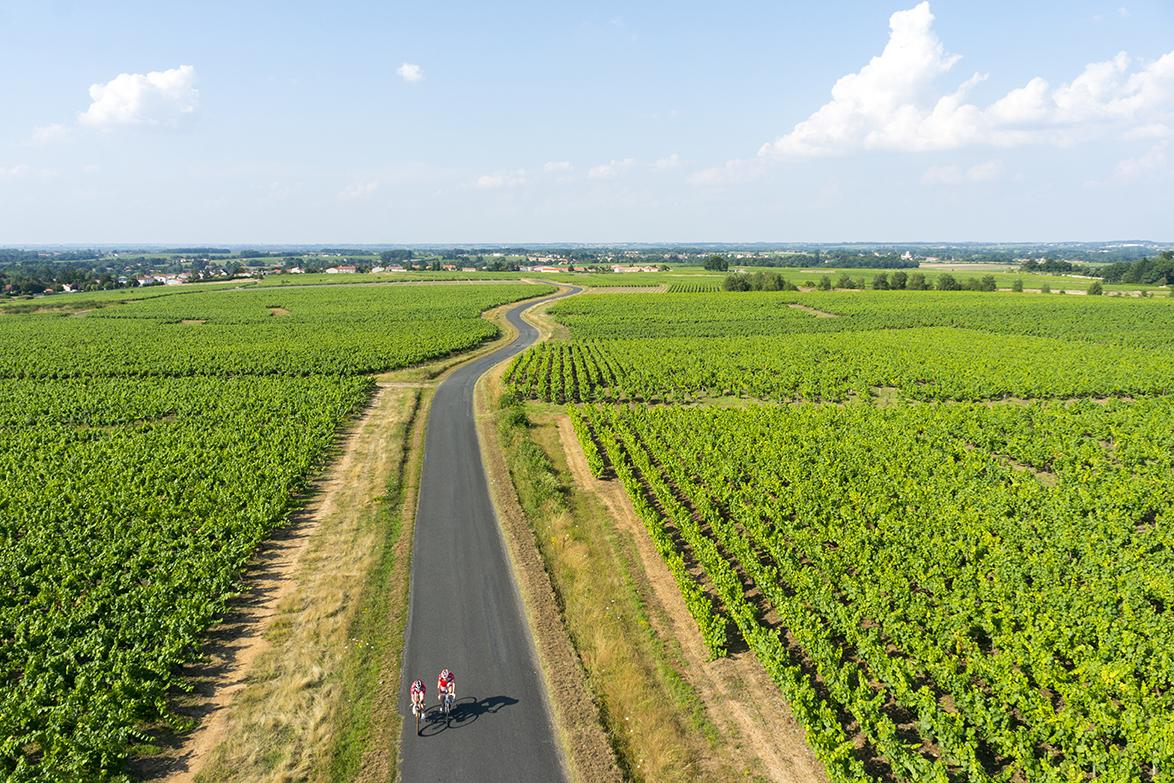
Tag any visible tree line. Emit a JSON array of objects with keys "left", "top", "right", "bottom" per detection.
[{"left": 1097, "top": 251, "right": 1174, "bottom": 285}]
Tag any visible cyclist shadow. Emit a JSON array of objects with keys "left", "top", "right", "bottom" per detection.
[{"left": 420, "top": 695, "right": 519, "bottom": 736}]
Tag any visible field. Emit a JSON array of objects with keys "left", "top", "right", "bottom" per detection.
[
  {"left": 735, "top": 266, "right": 1165, "bottom": 293},
  {"left": 507, "top": 289, "right": 1174, "bottom": 781},
  {"left": 509, "top": 291, "right": 1174, "bottom": 403},
  {"left": 0, "top": 282, "right": 551, "bottom": 781}
]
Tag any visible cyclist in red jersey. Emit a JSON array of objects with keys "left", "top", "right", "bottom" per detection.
[
  {"left": 437, "top": 668, "right": 456, "bottom": 710},
  {"left": 409, "top": 678, "right": 427, "bottom": 717}
]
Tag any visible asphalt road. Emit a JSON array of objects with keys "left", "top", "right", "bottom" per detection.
[{"left": 399, "top": 287, "right": 577, "bottom": 782}]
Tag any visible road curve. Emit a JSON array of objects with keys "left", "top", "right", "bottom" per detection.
[{"left": 399, "top": 286, "right": 578, "bottom": 782}]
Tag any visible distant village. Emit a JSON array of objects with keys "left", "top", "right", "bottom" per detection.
[
  {"left": 119, "top": 251, "right": 668, "bottom": 288},
  {"left": 2, "top": 243, "right": 1167, "bottom": 297}
]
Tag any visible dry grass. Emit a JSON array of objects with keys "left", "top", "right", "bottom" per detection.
[
  {"left": 475, "top": 366, "right": 624, "bottom": 783},
  {"left": 192, "top": 385, "right": 420, "bottom": 783},
  {"left": 518, "top": 412, "right": 751, "bottom": 782},
  {"left": 552, "top": 416, "right": 828, "bottom": 783}
]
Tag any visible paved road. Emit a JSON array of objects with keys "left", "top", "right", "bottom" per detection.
[{"left": 399, "top": 287, "right": 577, "bottom": 783}]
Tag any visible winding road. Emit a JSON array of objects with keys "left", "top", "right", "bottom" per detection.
[{"left": 399, "top": 287, "right": 577, "bottom": 782}]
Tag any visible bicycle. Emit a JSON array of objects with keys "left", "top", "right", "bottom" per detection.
[
  {"left": 442, "top": 691, "right": 455, "bottom": 719},
  {"left": 412, "top": 698, "right": 425, "bottom": 735}
]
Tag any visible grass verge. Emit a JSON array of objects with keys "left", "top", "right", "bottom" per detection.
[
  {"left": 325, "top": 389, "right": 421, "bottom": 781},
  {"left": 490, "top": 389, "right": 745, "bottom": 781}
]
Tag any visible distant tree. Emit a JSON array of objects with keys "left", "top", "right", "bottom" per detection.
[
  {"left": 1040, "top": 283, "right": 1051, "bottom": 293},
  {"left": 817, "top": 275, "right": 832, "bottom": 291},
  {"left": 979, "top": 275, "right": 998, "bottom": 292},
  {"left": 1021, "top": 258, "right": 1077, "bottom": 274},
  {"left": 1088, "top": 280, "right": 1104, "bottom": 295},
  {"left": 872, "top": 273, "right": 890, "bottom": 290},
  {"left": 724, "top": 271, "right": 797, "bottom": 292},
  {"left": 722, "top": 273, "right": 750, "bottom": 291},
  {"left": 1012, "top": 279, "right": 1024, "bottom": 292},
  {"left": 907, "top": 272, "right": 928, "bottom": 290},
  {"left": 1097, "top": 251, "right": 1174, "bottom": 285},
  {"left": 704, "top": 254, "right": 730, "bottom": 272},
  {"left": 891, "top": 270, "right": 908, "bottom": 290},
  {"left": 835, "top": 272, "right": 856, "bottom": 289},
  {"left": 937, "top": 273, "right": 960, "bottom": 291}
]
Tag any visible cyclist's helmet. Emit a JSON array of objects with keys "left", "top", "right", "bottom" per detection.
[
  {"left": 411, "top": 679, "right": 424, "bottom": 693},
  {"left": 440, "top": 668, "right": 452, "bottom": 682}
]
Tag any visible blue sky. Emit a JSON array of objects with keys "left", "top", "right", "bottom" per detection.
[{"left": 1, "top": 1, "right": 1172, "bottom": 243}]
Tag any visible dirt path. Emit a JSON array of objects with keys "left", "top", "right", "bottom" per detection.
[
  {"left": 576, "top": 284, "right": 668, "bottom": 293},
  {"left": 788, "top": 303, "right": 838, "bottom": 318},
  {"left": 136, "top": 384, "right": 418, "bottom": 782},
  {"left": 555, "top": 416, "right": 828, "bottom": 783}
]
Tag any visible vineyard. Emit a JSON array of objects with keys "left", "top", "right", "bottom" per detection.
[
  {"left": 511, "top": 289, "right": 1174, "bottom": 781},
  {"left": 508, "top": 292, "right": 1174, "bottom": 404},
  {"left": 0, "top": 283, "right": 551, "bottom": 781},
  {"left": 666, "top": 279, "right": 722, "bottom": 293}
]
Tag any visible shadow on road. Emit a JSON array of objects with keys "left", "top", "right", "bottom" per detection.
[{"left": 418, "top": 695, "right": 519, "bottom": 737}]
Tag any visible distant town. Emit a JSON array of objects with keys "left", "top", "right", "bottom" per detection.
[{"left": 1, "top": 242, "right": 1170, "bottom": 297}]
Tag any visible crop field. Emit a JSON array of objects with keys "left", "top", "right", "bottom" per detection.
[
  {"left": 509, "top": 291, "right": 1174, "bottom": 403},
  {"left": 0, "top": 283, "right": 551, "bottom": 781},
  {"left": 509, "top": 289, "right": 1174, "bottom": 781},
  {"left": 667, "top": 279, "right": 723, "bottom": 293}
]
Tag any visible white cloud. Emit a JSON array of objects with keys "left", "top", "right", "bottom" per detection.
[
  {"left": 587, "top": 158, "right": 636, "bottom": 179},
  {"left": 543, "top": 160, "right": 573, "bottom": 174},
  {"left": 338, "top": 180, "right": 379, "bottom": 201},
  {"left": 0, "top": 164, "right": 33, "bottom": 179},
  {"left": 475, "top": 169, "right": 527, "bottom": 189},
  {"left": 0, "top": 164, "right": 56, "bottom": 181},
  {"left": 687, "top": 157, "right": 766, "bottom": 186},
  {"left": 1124, "top": 122, "right": 1170, "bottom": 140},
  {"left": 1112, "top": 141, "right": 1168, "bottom": 181},
  {"left": 653, "top": 153, "right": 683, "bottom": 170},
  {"left": 31, "top": 123, "right": 70, "bottom": 144},
  {"left": 758, "top": 3, "right": 1174, "bottom": 159},
  {"left": 397, "top": 63, "right": 424, "bottom": 83},
  {"left": 921, "top": 159, "right": 1004, "bottom": 185},
  {"left": 78, "top": 65, "right": 198, "bottom": 128}
]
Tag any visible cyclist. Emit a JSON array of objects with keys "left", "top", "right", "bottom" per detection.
[
  {"left": 409, "top": 678, "right": 427, "bottom": 717},
  {"left": 437, "top": 668, "right": 456, "bottom": 712}
]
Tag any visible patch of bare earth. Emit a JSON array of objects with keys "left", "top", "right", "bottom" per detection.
[
  {"left": 555, "top": 416, "right": 828, "bottom": 783},
  {"left": 788, "top": 303, "right": 838, "bottom": 318},
  {"left": 135, "top": 385, "right": 419, "bottom": 783},
  {"left": 870, "top": 386, "right": 901, "bottom": 406},
  {"left": 268, "top": 307, "right": 291, "bottom": 317},
  {"left": 580, "top": 284, "right": 668, "bottom": 293}
]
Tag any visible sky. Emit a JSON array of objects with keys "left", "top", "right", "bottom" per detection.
[{"left": 1, "top": 0, "right": 1172, "bottom": 244}]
